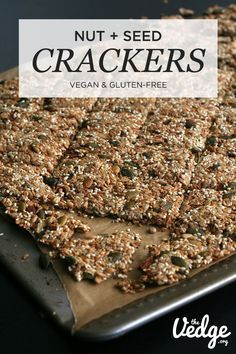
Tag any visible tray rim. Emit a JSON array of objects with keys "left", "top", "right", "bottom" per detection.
[{"left": 76, "top": 254, "right": 236, "bottom": 340}]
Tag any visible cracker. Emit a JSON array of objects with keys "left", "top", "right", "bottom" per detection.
[
  {"left": 191, "top": 154, "right": 236, "bottom": 189},
  {"left": 58, "top": 230, "right": 141, "bottom": 283}
]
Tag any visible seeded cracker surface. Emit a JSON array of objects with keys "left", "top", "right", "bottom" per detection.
[{"left": 0, "top": 4, "right": 236, "bottom": 292}]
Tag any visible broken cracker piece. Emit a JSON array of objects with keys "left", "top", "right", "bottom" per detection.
[{"left": 59, "top": 230, "right": 141, "bottom": 283}]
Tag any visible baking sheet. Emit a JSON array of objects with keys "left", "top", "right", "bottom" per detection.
[
  {"left": 0, "top": 216, "right": 74, "bottom": 331},
  {"left": 0, "top": 67, "right": 236, "bottom": 341},
  {"left": 0, "top": 213, "right": 235, "bottom": 341}
]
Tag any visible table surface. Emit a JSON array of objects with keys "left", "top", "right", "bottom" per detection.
[
  {"left": 0, "top": 266, "right": 235, "bottom": 354},
  {"left": 0, "top": 0, "right": 235, "bottom": 353}
]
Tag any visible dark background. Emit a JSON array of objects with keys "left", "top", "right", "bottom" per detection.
[
  {"left": 0, "top": 1, "right": 235, "bottom": 354},
  {"left": 0, "top": 0, "right": 234, "bottom": 72}
]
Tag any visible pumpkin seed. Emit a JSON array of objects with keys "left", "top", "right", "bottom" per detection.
[
  {"left": 18, "top": 201, "right": 26, "bottom": 212},
  {"left": 44, "top": 98, "right": 52, "bottom": 105},
  {"left": 108, "top": 251, "right": 123, "bottom": 262},
  {"left": 98, "top": 153, "right": 109, "bottom": 159},
  {"left": 109, "top": 140, "right": 119, "bottom": 147},
  {"left": 148, "top": 169, "right": 158, "bottom": 178},
  {"left": 126, "top": 161, "right": 140, "bottom": 168},
  {"left": 67, "top": 172, "right": 74, "bottom": 179},
  {"left": 39, "top": 253, "right": 51, "bottom": 270},
  {"left": 163, "top": 202, "right": 172, "bottom": 211},
  {"left": 7, "top": 151, "right": 15, "bottom": 160},
  {"left": 199, "top": 251, "right": 209, "bottom": 257},
  {"left": 185, "top": 119, "right": 196, "bottom": 129},
  {"left": 189, "top": 239, "right": 202, "bottom": 247},
  {"left": 37, "top": 134, "right": 47, "bottom": 140},
  {"left": 43, "top": 176, "right": 58, "bottom": 187},
  {"left": 58, "top": 214, "right": 68, "bottom": 225},
  {"left": 83, "top": 272, "right": 95, "bottom": 280},
  {"left": 210, "top": 162, "right": 220, "bottom": 171},
  {"left": 124, "top": 200, "right": 136, "bottom": 209},
  {"left": 89, "top": 142, "right": 98, "bottom": 149},
  {"left": 64, "top": 255, "right": 76, "bottom": 266},
  {"left": 191, "top": 147, "right": 202, "bottom": 154},
  {"left": 143, "top": 151, "right": 153, "bottom": 159},
  {"left": 91, "top": 207, "right": 100, "bottom": 216},
  {"left": 223, "top": 230, "right": 230, "bottom": 237},
  {"left": 64, "top": 160, "right": 75, "bottom": 166},
  {"left": 81, "top": 120, "right": 89, "bottom": 128},
  {"left": 16, "top": 98, "right": 29, "bottom": 108},
  {"left": 159, "top": 250, "right": 170, "bottom": 257},
  {"left": 37, "top": 209, "right": 46, "bottom": 219},
  {"left": 153, "top": 207, "right": 161, "bottom": 213},
  {"left": 31, "top": 114, "right": 42, "bottom": 121},
  {"left": 121, "top": 167, "right": 135, "bottom": 179},
  {"left": 186, "top": 227, "right": 196, "bottom": 234},
  {"left": 171, "top": 256, "right": 187, "bottom": 268},
  {"left": 206, "top": 136, "right": 217, "bottom": 146},
  {"left": 30, "top": 143, "right": 39, "bottom": 153},
  {"left": 204, "top": 7, "right": 224, "bottom": 15},
  {"left": 43, "top": 98, "right": 55, "bottom": 111},
  {"left": 44, "top": 104, "right": 55, "bottom": 112},
  {"left": 230, "top": 233, "right": 236, "bottom": 241}
]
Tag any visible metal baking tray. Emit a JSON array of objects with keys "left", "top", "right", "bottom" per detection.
[{"left": 0, "top": 216, "right": 235, "bottom": 341}]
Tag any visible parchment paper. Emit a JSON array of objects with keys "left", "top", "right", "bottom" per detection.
[
  {"left": 52, "top": 217, "right": 170, "bottom": 331},
  {"left": 51, "top": 216, "right": 234, "bottom": 332}
]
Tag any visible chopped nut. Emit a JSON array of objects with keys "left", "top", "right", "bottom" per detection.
[
  {"left": 179, "top": 8, "right": 194, "bottom": 17},
  {"left": 83, "top": 177, "right": 93, "bottom": 188},
  {"left": 147, "top": 226, "right": 157, "bottom": 234},
  {"left": 112, "top": 165, "right": 120, "bottom": 174}
]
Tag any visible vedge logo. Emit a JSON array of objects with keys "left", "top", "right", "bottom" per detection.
[
  {"left": 19, "top": 19, "right": 217, "bottom": 98},
  {"left": 172, "top": 314, "right": 231, "bottom": 349}
]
